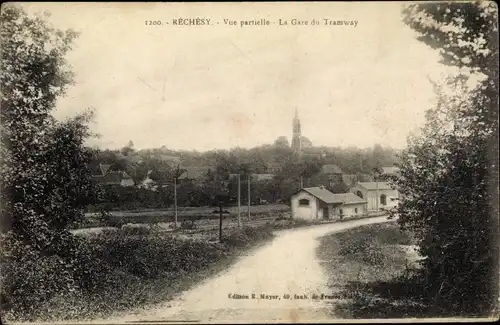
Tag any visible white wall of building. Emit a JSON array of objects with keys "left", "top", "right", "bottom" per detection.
[
  {"left": 291, "top": 191, "right": 319, "bottom": 221},
  {"left": 332, "top": 203, "right": 366, "bottom": 218},
  {"left": 351, "top": 184, "right": 399, "bottom": 211},
  {"left": 121, "top": 178, "right": 135, "bottom": 187}
]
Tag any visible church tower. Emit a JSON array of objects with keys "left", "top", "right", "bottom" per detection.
[{"left": 291, "top": 108, "right": 302, "bottom": 156}]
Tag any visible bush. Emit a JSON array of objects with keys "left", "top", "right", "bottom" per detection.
[
  {"left": 1, "top": 219, "right": 277, "bottom": 321},
  {"left": 275, "top": 214, "right": 290, "bottom": 221},
  {"left": 180, "top": 219, "right": 197, "bottom": 230},
  {"left": 0, "top": 238, "right": 76, "bottom": 320},
  {"left": 120, "top": 224, "right": 154, "bottom": 236},
  {"left": 222, "top": 225, "right": 274, "bottom": 248},
  {"left": 338, "top": 236, "right": 375, "bottom": 257},
  {"left": 0, "top": 232, "right": 118, "bottom": 321}
]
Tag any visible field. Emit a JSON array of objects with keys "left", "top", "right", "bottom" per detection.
[
  {"left": 316, "top": 221, "right": 434, "bottom": 318},
  {"left": 77, "top": 204, "right": 290, "bottom": 229},
  {"left": 73, "top": 204, "right": 381, "bottom": 237},
  {"left": 99, "top": 204, "right": 290, "bottom": 216}
]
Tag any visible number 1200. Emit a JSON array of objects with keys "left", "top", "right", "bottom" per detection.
[{"left": 145, "top": 20, "right": 162, "bottom": 26}]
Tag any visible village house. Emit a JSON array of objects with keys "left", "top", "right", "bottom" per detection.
[
  {"left": 138, "top": 170, "right": 157, "bottom": 190},
  {"left": 290, "top": 186, "right": 366, "bottom": 221},
  {"left": 266, "top": 162, "right": 282, "bottom": 174},
  {"left": 91, "top": 163, "right": 135, "bottom": 187},
  {"left": 321, "top": 164, "right": 343, "bottom": 185},
  {"left": 177, "top": 166, "right": 214, "bottom": 184},
  {"left": 350, "top": 181, "right": 399, "bottom": 212}
]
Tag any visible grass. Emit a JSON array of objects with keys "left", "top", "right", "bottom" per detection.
[
  {"left": 316, "top": 221, "right": 442, "bottom": 319},
  {"left": 87, "top": 204, "right": 290, "bottom": 217},
  {"left": 1, "top": 225, "right": 276, "bottom": 322},
  {"left": 75, "top": 204, "right": 290, "bottom": 229}
]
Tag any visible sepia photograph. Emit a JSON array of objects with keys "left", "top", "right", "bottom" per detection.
[{"left": 0, "top": 1, "right": 498, "bottom": 323}]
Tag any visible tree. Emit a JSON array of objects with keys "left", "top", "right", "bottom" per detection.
[
  {"left": 395, "top": 1, "right": 498, "bottom": 315},
  {"left": 120, "top": 140, "right": 134, "bottom": 156},
  {"left": 0, "top": 4, "right": 99, "bottom": 314},
  {"left": 0, "top": 3, "right": 95, "bottom": 241}
]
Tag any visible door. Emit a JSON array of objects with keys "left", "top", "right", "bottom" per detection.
[{"left": 323, "top": 207, "right": 329, "bottom": 220}]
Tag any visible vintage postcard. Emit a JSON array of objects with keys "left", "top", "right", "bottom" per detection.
[{"left": 0, "top": 1, "right": 498, "bottom": 324}]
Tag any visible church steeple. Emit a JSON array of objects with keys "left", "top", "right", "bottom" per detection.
[{"left": 291, "top": 108, "right": 302, "bottom": 155}]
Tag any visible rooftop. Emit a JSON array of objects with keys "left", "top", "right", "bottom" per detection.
[{"left": 301, "top": 187, "right": 366, "bottom": 205}]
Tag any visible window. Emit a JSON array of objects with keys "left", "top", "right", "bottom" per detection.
[
  {"left": 354, "top": 208, "right": 358, "bottom": 213},
  {"left": 380, "top": 194, "right": 387, "bottom": 206},
  {"left": 299, "top": 199, "right": 310, "bottom": 206},
  {"left": 356, "top": 191, "right": 363, "bottom": 199}
]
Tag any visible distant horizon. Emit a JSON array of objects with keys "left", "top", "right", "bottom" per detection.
[{"left": 87, "top": 138, "right": 405, "bottom": 153}]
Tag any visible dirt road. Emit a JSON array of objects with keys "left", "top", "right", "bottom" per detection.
[{"left": 91, "top": 216, "right": 391, "bottom": 324}]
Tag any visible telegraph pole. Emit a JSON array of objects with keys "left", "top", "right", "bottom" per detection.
[
  {"left": 174, "top": 176, "right": 178, "bottom": 228},
  {"left": 237, "top": 174, "right": 241, "bottom": 228},
  {"left": 219, "top": 199, "right": 223, "bottom": 242},
  {"left": 373, "top": 168, "right": 380, "bottom": 213},
  {"left": 247, "top": 174, "right": 251, "bottom": 220}
]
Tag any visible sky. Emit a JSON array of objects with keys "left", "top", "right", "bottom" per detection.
[{"left": 20, "top": 2, "right": 453, "bottom": 152}]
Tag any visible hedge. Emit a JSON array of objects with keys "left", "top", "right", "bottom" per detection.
[{"left": 0, "top": 224, "right": 275, "bottom": 322}]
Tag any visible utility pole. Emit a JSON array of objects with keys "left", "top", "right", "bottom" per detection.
[
  {"left": 174, "top": 176, "right": 178, "bottom": 228},
  {"left": 214, "top": 192, "right": 229, "bottom": 243},
  {"left": 219, "top": 199, "right": 223, "bottom": 242},
  {"left": 300, "top": 176, "right": 304, "bottom": 189},
  {"left": 237, "top": 174, "right": 241, "bottom": 228},
  {"left": 373, "top": 168, "right": 379, "bottom": 213},
  {"left": 247, "top": 174, "right": 251, "bottom": 220}
]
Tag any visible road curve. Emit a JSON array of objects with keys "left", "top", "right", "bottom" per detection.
[{"left": 89, "top": 216, "right": 392, "bottom": 324}]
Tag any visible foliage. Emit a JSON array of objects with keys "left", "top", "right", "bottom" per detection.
[
  {"left": 394, "top": 1, "right": 498, "bottom": 315},
  {"left": 88, "top": 143, "right": 401, "bottom": 208},
  {"left": 1, "top": 224, "right": 275, "bottom": 322},
  {"left": 0, "top": 5, "right": 100, "bottom": 320},
  {"left": 88, "top": 185, "right": 172, "bottom": 211},
  {"left": 180, "top": 219, "right": 197, "bottom": 230},
  {"left": 221, "top": 225, "right": 274, "bottom": 248},
  {"left": 317, "top": 222, "right": 429, "bottom": 318},
  {"left": 0, "top": 3, "right": 95, "bottom": 240}
]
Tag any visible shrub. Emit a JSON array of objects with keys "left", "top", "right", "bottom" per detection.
[
  {"left": 0, "top": 232, "right": 119, "bottom": 321},
  {"left": 338, "top": 235, "right": 375, "bottom": 257},
  {"left": 222, "top": 225, "right": 274, "bottom": 248},
  {"left": 1, "top": 219, "right": 275, "bottom": 321},
  {"left": 181, "top": 219, "right": 197, "bottom": 230},
  {"left": 120, "top": 224, "right": 153, "bottom": 236},
  {"left": 0, "top": 236, "right": 76, "bottom": 320},
  {"left": 275, "top": 214, "right": 290, "bottom": 221}
]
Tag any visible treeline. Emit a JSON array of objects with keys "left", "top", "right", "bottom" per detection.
[
  {"left": 92, "top": 143, "right": 401, "bottom": 178},
  {"left": 88, "top": 143, "right": 400, "bottom": 209},
  {"left": 177, "top": 144, "right": 400, "bottom": 175},
  {"left": 89, "top": 144, "right": 400, "bottom": 211}
]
